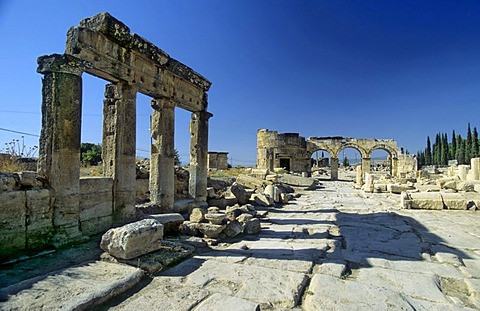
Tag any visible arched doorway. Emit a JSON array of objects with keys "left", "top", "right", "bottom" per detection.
[
  {"left": 336, "top": 147, "right": 362, "bottom": 181},
  {"left": 310, "top": 149, "right": 332, "bottom": 180}
]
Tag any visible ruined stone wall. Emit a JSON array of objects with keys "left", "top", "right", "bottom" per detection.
[
  {"left": 0, "top": 173, "right": 114, "bottom": 261},
  {"left": 397, "top": 155, "right": 417, "bottom": 178},
  {"left": 257, "top": 129, "right": 309, "bottom": 173},
  {"left": 208, "top": 152, "right": 229, "bottom": 170}
]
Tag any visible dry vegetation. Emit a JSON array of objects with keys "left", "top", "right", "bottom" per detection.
[{"left": 0, "top": 156, "right": 26, "bottom": 173}]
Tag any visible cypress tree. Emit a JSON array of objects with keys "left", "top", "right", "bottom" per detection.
[
  {"left": 425, "top": 136, "right": 432, "bottom": 165},
  {"left": 451, "top": 129, "right": 457, "bottom": 160},
  {"left": 473, "top": 127, "right": 479, "bottom": 159},
  {"left": 459, "top": 139, "right": 466, "bottom": 165},
  {"left": 442, "top": 133, "right": 449, "bottom": 165},
  {"left": 456, "top": 134, "right": 463, "bottom": 164},
  {"left": 434, "top": 133, "right": 441, "bottom": 165},
  {"left": 466, "top": 123, "right": 472, "bottom": 163}
]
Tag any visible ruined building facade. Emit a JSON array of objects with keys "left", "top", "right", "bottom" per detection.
[{"left": 257, "top": 129, "right": 406, "bottom": 180}]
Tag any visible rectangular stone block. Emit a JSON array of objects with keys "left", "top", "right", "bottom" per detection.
[
  {"left": 0, "top": 191, "right": 27, "bottom": 259},
  {"left": 100, "top": 219, "right": 164, "bottom": 259},
  {"left": 80, "top": 177, "right": 113, "bottom": 221},
  {"left": 26, "top": 189, "right": 54, "bottom": 249},
  {"left": 80, "top": 215, "right": 113, "bottom": 236},
  {"left": 402, "top": 192, "right": 444, "bottom": 210}
]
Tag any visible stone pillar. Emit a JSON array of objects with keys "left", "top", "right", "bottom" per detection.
[
  {"left": 391, "top": 157, "right": 398, "bottom": 176},
  {"left": 355, "top": 165, "right": 364, "bottom": 189},
  {"left": 470, "top": 158, "right": 480, "bottom": 180},
  {"left": 189, "top": 110, "right": 213, "bottom": 202},
  {"left": 362, "top": 157, "right": 371, "bottom": 177},
  {"left": 37, "top": 54, "right": 90, "bottom": 241},
  {"left": 102, "top": 82, "right": 136, "bottom": 224},
  {"left": 149, "top": 98, "right": 175, "bottom": 211},
  {"left": 331, "top": 157, "right": 339, "bottom": 180}
]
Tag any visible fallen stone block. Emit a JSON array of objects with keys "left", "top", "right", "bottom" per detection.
[
  {"left": 205, "top": 212, "right": 227, "bottom": 225},
  {"left": 0, "top": 173, "right": 17, "bottom": 191},
  {"left": 100, "top": 219, "right": 164, "bottom": 260},
  {"left": 252, "top": 193, "right": 273, "bottom": 207},
  {"left": 230, "top": 183, "right": 249, "bottom": 205},
  {"left": 387, "top": 184, "right": 415, "bottom": 194},
  {"left": 278, "top": 174, "right": 317, "bottom": 189},
  {"left": 245, "top": 218, "right": 261, "bottom": 234},
  {"left": 181, "top": 221, "right": 201, "bottom": 236},
  {"left": 194, "top": 293, "right": 260, "bottom": 311},
  {"left": 401, "top": 192, "right": 444, "bottom": 210},
  {"left": 207, "top": 196, "right": 237, "bottom": 209},
  {"left": 189, "top": 207, "right": 206, "bottom": 223},
  {"left": 197, "top": 223, "right": 226, "bottom": 238},
  {"left": 17, "top": 171, "right": 42, "bottom": 188},
  {"left": 436, "top": 176, "right": 460, "bottom": 189},
  {"left": 236, "top": 174, "right": 271, "bottom": 190},
  {"left": 143, "top": 213, "right": 184, "bottom": 235},
  {"left": 224, "top": 220, "right": 243, "bottom": 237}
]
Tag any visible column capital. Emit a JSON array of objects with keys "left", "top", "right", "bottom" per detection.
[
  {"left": 37, "top": 54, "right": 92, "bottom": 76},
  {"left": 192, "top": 110, "right": 213, "bottom": 120},
  {"left": 151, "top": 97, "right": 175, "bottom": 110}
]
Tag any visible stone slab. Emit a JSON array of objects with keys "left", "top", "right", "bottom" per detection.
[
  {"left": 0, "top": 261, "right": 143, "bottom": 310},
  {"left": 193, "top": 293, "right": 260, "bottom": 311}
]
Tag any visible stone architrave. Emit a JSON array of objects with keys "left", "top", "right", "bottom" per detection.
[{"left": 150, "top": 98, "right": 175, "bottom": 211}]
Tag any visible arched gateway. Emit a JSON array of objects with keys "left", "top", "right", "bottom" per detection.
[{"left": 257, "top": 130, "right": 401, "bottom": 180}]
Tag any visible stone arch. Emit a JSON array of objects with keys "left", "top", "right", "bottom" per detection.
[
  {"left": 334, "top": 143, "right": 368, "bottom": 159},
  {"left": 368, "top": 144, "right": 400, "bottom": 175}
]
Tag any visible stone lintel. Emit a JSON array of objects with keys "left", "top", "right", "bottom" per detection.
[
  {"left": 71, "top": 12, "right": 211, "bottom": 92},
  {"left": 37, "top": 54, "right": 91, "bottom": 76}
]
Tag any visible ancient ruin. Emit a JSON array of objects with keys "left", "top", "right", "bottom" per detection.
[
  {"left": 0, "top": 12, "right": 212, "bottom": 257},
  {"left": 1, "top": 12, "right": 480, "bottom": 311},
  {"left": 257, "top": 129, "right": 405, "bottom": 180}
]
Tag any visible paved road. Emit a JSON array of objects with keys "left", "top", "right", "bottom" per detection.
[
  {"left": 2, "top": 180, "right": 479, "bottom": 310},
  {"left": 109, "top": 181, "right": 480, "bottom": 310}
]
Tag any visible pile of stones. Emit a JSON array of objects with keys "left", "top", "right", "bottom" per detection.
[{"left": 181, "top": 204, "right": 263, "bottom": 245}]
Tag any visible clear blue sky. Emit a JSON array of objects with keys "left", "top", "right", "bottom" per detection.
[{"left": 1, "top": 1, "right": 479, "bottom": 165}]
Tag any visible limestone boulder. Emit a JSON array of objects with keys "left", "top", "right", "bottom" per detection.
[
  {"left": 230, "top": 183, "right": 249, "bottom": 205},
  {"left": 401, "top": 192, "right": 444, "bottom": 210},
  {"left": 224, "top": 220, "right": 243, "bottom": 237},
  {"left": 181, "top": 221, "right": 201, "bottom": 236},
  {"left": 197, "top": 223, "right": 226, "bottom": 238},
  {"left": 387, "top": 184, "right": 415, "bottom": 194},
  {"left": 207, "top": 196, "right": 237, "bottom": 209},
  {"left": 190, "top": 208, "right": 206, "bottom": 223},
  {"left": 245, "top": 218, "right": 261, "bottom": 234},
  {"left": 277, "top": 174, "right": 317, "bottom": 189},
  {"left": 225, "top": 206, "right": 244, "bottom": 221},
  {"left": 100, "top": 219, "right": 164, "bottom": 260},
  {"left": 236, "top": 174, "right": 271, "bottom": 190},
  {"left": 205, "top": 213, "right": 227, "bottom": 225},
  {"left": 252, "top": 193, "right": 274, "bottom": 207}
]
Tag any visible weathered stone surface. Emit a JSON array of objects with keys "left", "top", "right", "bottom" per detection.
[
  {"left": 189, "top": 207, "right": 206, "bottom": 223},
  {"left": 278, "top": 174, "right": 317, "bottom": 188},
  {"left": 197, "top": 223, "right": 226, "bottom": 238},
  {"left": 245, "top": 218, "right": 261, "bottom": 234},
  {"left": 0, "top": 173, "right": 17, "bottom": 191},
  {"left": 207, "top": 196, "right": 237, "bottom": 209},
  {"left": 194, "top": 293, "right": 260, "bottom": 311},
  {"left": 79, "top": 177, "right": 113, "bottom": 222},
  {"left": 236, "top": 174, "right": 271, "bottom": 190},
  {"left": 108, "top": 277, "right": 209, "bottom": 310},
  {"left": 17, "top": 171, "right": 42, "bottom": 188},
  {"left": 236, "top": 213, "right": 254, "bottom": 225},
  {"left": 100, "top": 219, "right": 164, "bottom": 259},
  {"left": 0, "top": 261, "right": 143, "bottom": 311},
  {"left": 224, "top": 220, "right": 244, "bottom": 237},
  {"left": 252, "top": 193, "right": 273, "bottom": 206},
  {"left": 230, "top": 183, "right": 249, "bottom": 205},
  {"left": 303, "top": 274, "right": 413, "bottom": 311},
  {"left": 143, "top": 213, "right": 184, "bottom": 235},
  {"left": 387, "top": 183, "right": 414, "bottom": 194},
  {"left": 0, "top": 191, "right": 26, "bottom": 259},
  {"left": 181, "top": 221, "right": 201, "bottom": 236},
  {"left": 205, "top": 212, "right": 226, "bottom": 225},
  {"left": 26, "top": 189, "right": 54, "bottom": 248},
  {"left": 401, "top": 192, "right": 444, "bottom": 210}
]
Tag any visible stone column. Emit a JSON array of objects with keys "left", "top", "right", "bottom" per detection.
[
  {"left": 362, "top": 157, "right": 371, "bottom": 177},
  {"left": 391, "top": 157, "right": 398, "bottom": 176},
  {"left": 150, "top": 98, "right": 175, "bottom": 211},
  {"left": 37, "top": 54, "right": 90, "bottom": 242},
  {"left": 102, "top": 82, "right": 137, "bottom": 224},
  {"left": 331, "top": 157, "right": 339, "bottom": 180},
  {"left": 470, "top": 158, "right": 480, "bottom": 180},
  {"left": 355, "top": 165, "right": 364, "bottom": 188},
  {"left": 189, "top": 110, "right": 213, "bottom": 202}
]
